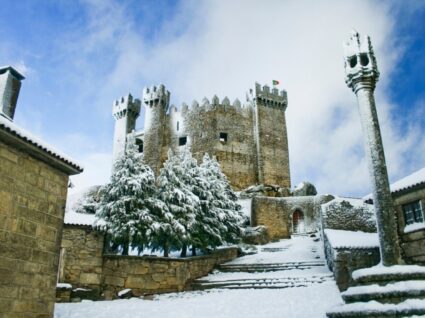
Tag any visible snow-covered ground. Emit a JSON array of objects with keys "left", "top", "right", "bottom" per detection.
[{"left": 55, "top": 236, "right": 343, "bottom": 318}]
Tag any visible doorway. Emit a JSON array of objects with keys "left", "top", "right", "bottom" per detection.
[{"left": 293, "top": 210, "right": 305, "bottom": 234}]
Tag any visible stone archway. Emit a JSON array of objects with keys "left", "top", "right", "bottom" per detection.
[{"left": 292, "top": 210, "right": 305, "bottom": 234}]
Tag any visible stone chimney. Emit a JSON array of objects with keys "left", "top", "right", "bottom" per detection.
[{"left": 0, "top": 66, "right": 25, "bottom": 121}]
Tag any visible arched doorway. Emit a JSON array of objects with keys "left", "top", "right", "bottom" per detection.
[{"left": 293, "top": 210, "right": 305, "bottom": 234}]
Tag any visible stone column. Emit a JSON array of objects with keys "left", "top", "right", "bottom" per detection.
[{"left": 343, "top": 31, "right": 401, "bottom": 266}]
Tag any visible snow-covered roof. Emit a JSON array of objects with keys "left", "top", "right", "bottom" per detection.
[
  {"left": 324, "top": 229, "right": 379, "bottom": 249},
  {"left": 0, "top": 116, "right": 83, "bottom": 174},
  {"left": 363, "top": 167, "right": 425, "bottom": 200}
]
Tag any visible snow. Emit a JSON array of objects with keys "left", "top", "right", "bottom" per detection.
[
  {"left": 342, "top": 280, "right": 425, "bottom": 297},
  {"left": 118, "top": 289, "right": 132, "bottom": 297},
  {"left": 363, "top": 166, "right": 425, "bottom": 199},
  {"left": 404, "top": 222, "right": 425, "bottom": 234},
  {"left": 238, "top": 198, "right": 252, "bottom": 219},
  {"left": 55, "top": 236, "right": 342, "bottom": 318},
  {"left": 324, "top": 229, "right": 379, "bottom": 249},
  {"left": 327, "top": 299, "right": 425, "bottom": 314},
  {"left": 64, "top": 210, "right": 96, "bottom": 226},
  {"left": 352, "top": 264, "right": 425, "bottom": 281},
  {"left": 57, "top": 283, "right": 72, "bottom": 289},
  {"left": 321, "top": 196, "right": 367, "bottom": 209},
  {"left": 0, "top": 115, "right": 83, "bottom": 170}
]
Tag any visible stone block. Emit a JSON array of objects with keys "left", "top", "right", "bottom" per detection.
[
  {"left": 80, "top": 273, "right": 101, "bottom": 285},
  {"left": 125, "top": 276, "right": 145, "bottom": 288},
  {"left": 151, "top": 273, "right": 166, "bottom": 283}
]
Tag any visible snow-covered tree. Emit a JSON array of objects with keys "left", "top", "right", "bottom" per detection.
[
  {"left": 153, "top": 149, "right": 200, "bottom": 257},
  {"left": 200, "top": 153, "right": 247, "bottom": 245},
  {"left": 94, "top": 134, "right": 158, "bottom": 255}
]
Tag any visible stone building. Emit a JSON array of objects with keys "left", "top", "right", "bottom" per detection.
[
  {"left": 112, "top": 83, "right": 290, "bottom": 190},
  {"left": 0, "top": 66, "right": 82, "bottom": 317}
]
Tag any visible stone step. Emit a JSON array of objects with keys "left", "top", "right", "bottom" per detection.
[
  {"left": 352, "top": 265, "right": 425, "bottom": 285},
  {"left": 342, "top": 280, "right": 425, "bottom": 304},
  {"left": 193, "top": 274, "right": 334, "bottom": 290},
  {"left": 326, "top": 299, "right": 425, "bottom": 318},
  {"left": 218, "top": 261, "right": 325, "bottom": 273}
]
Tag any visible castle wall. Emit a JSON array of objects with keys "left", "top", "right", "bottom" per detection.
[
  {"left": 0, "top": 140, "right": 69, "bottom": 317},
  {"left": 183, "top": 103, "right": 257, "bottom": 190},
  {"left": 255, "top": 101, "right": 290, "bottom": 188}
]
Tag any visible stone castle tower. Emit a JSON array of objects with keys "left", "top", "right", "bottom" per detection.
[{"left": 112, "top": 83, "right": 291, "bottom": 191}]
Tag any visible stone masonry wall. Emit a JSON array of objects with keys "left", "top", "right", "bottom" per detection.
[
  {"left": 393, "top": 187, "right": 425, "bottom": 265},
  {"left": 252, "top": 195, "right": 333, "bottom": 239},
  {"left": 102, "top": 248, "right": 238, "bottom": 298},
  {"left": 255, "top": 102, "right": 290, "bottom": 188},
  {"left": 59, "top": 226, "right": 104, "bottom": 295},
  {"left": 184, "top": 105, "right": 257, "bottom": 190},
  {"left": 323, "top": 232, "right": 380, "bottom": 291},
  {"left": 0, "top": 140, "right": 69, "bottom": 317}
]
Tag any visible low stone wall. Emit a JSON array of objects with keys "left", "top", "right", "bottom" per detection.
[
  {"left": 323, "top": 233, "right": 380, "bottom": 291},
  {"left": 59, "top": 225, "right": 104, "bottom": 297},
  {"left": 102, "top": 247, "right": 238, "bottom": 298}
]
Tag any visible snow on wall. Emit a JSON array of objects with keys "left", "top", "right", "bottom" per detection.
[{"left": 324, "top": 229, "right": 379, "bottom": 249}]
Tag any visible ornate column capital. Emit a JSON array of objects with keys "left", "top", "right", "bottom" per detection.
[{"left": 343, "top": 30, "right": 380, "bottom": 93}]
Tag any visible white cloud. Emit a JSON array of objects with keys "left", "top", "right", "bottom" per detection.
[{"left": 64, "top": 0, "right": 424, "bottom": 196}]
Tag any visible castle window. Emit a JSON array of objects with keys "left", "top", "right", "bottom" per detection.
[
  {"left": 403, "top": 201, "right": 424, "bottom": 226},
  {"left": 179, "top": 136, "right": 187, "bottom": 146},
  {"left": 136, "top": 138, "right": 144, "bottom": 153},
  {"left": 177, "top": 121, "right": 179, "bottom": 131},
  {"left": 219, "top": 132, "right": 228, "bottom": 144}
]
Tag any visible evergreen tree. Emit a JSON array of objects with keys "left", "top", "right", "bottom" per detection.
[
  {"left": 200, "top": 153, "right": 247, "bottom": 245},
  {"left": 154, "top": 149, "right": 200, "bottom": 257},
  {"left": 94, "top": 134, "right": 157, "bottom": 255}
]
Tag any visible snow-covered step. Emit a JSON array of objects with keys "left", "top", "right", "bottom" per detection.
[
  {"left": 326, "top": 299, "right": 425, "bottom": 318},
  {"left": 342, "top": 280, "right": 425, "bottom": 304},
  {"left": 352, "top": 265, "right": 425, "bottom": 285},
  {"left": 218, "top": 260, "right": 325, "bottom": 273},
  {"left": 193, "top": 274, "right": 334, "bottom": 290}
]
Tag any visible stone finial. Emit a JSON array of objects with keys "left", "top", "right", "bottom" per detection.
[
  {"left": 0, "top": 66, "right": 25, "bottom": 121},
  {"left": 343, "top": 30, "right": 379, "bottom": 93},
  {"left": 181, "top": 103, "right": 188, "bottom": 112},
  {"left": 191, "top": 100, "right": 199, "bottom": 108},
  {"left": 211, "top": 95, "right": 219, "bottom": 105},
  {"left": 201, "top": 97, "right": 210, "bottom": 107},
  {"left": 222, "top": 97, "right": 230, "bottom": 106},
  {"left": 233, "top": 98, "right": 241, "bottom": 108}
]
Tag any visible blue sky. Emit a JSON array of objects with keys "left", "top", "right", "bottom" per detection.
[{"left": 1, "top": 0, "right": 424, "bottom": 197}]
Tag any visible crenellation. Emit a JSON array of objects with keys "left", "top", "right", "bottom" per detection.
[
  {"left": 222, "top": 97, "right": 230, "bottom": 106},
  {"left": 211, "top": 95, "right": 219, "bottom": 105},
  {"left": 112, "top": 94, "right": 141, "bottom": 120},
  {"left": 201, "top": 97, "right": 210, "bottom": 107}
]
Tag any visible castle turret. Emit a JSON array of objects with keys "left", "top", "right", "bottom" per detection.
[
  {"left": 142, "top": 84, "right": 170, "bottom": 175},
  {"left": 343, "top": 31, "right": 401, "bottom": 265},
  {"left": 112, "top": 94, "right": 141, "bottom": 165},
  {"left": 0, "top": 66, "right": 25, "bottom": 121},
  {"left": 251, "top": 83, "right": 290, "bottom": 188}
]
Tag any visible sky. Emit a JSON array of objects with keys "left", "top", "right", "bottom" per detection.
[{"left": 1, "top": 0, "right": 424, "bottom": 197}]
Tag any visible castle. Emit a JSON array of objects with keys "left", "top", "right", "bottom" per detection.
[{"left": 112, "top": 83, "right": 291, "bottom": 191}]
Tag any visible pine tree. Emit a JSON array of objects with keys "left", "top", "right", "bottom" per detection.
[
  {"left": 94, "top": 134, "right": 157, "bottom": 255},
  {"left": 154, "top": 149, "right": 200, "bottom": 257},
  {"left": 200, "top": 153, "right": 247, "bottom": 245}
]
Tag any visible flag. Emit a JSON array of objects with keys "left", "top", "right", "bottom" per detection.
[{"left": 272, "top": 80, "right": 280, "bottom": 86}]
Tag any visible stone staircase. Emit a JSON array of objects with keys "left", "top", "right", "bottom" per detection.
[
  {"left": 326, "top": 265, "right": 425, "bottom": 317},
  {"left": 192, "top": 259, "right": 332, "bottom": 291}
]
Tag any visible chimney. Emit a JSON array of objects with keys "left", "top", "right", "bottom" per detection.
[{"left": 0, "top": 66, "right": 25, "bottom": 121}]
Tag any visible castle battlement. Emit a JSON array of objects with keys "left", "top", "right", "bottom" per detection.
[
  {"left": 112, "top": 94, "right": 141, "bottom": 120},
  {"left": 142, "top": 84, "right": 170, "bottom": 109},
  {"left": 173, "top": 96, "right": 251, "bottom": 117},
  {"left": 253, "top": 82, "right": 287, "bottom": 109}
]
